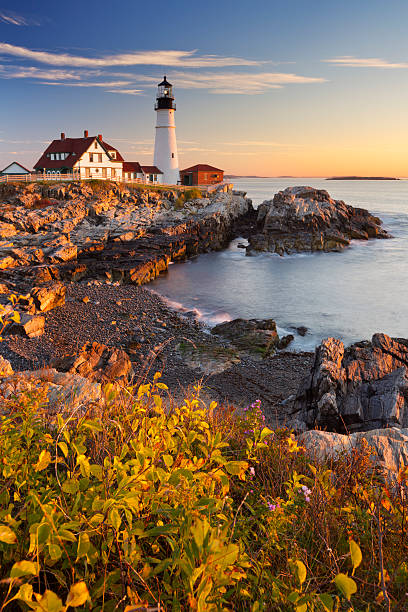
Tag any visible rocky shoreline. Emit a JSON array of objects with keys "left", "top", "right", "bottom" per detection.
[{"left": 1, "top": 180, "right": 407, "bottom": 477}]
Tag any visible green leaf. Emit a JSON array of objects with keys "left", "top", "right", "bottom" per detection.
[
  {"left": 225, "top": 461, "right": 248, "bottom": 476},
  {"left": 36, "top": 590, "right": 63, "bottom": 612},
  {"left": 49, "top": 543, "right": 62, "bottom": 560},
  {"left": 163, "top": 454, "right": 173, "bottom": 468},
  {"left": 0, "top": 524, "right": 17, "bottom": 544},
  {"left": 260, "top": 427, "right": 273, "bottom": 442},
  {"left": 334, "top": 573, "right": 357, "bottom": 600},
  {"left": 62, "top": 479, "right": 79, "bottom": 494},
  {"left": 318, "top": 593, "right": 334, "bottom": 611},
  {"left": 349, "top": 539, "right": 362, "bottom": 573},
  {"left": 109, "top": 507, "right": 121, "bottom": 531},
  {"left": 37, "top": 522, "right": 51, "bottom": 544},
  {"left": 76, "top": 532, "right": 90, "bottom": 559},
  {"left": 10, "top": 560, "right": 39, "bottom": 577},
  {"left": 293, "top": 559, "right": 307, "bottom": 586},
  {"left": 35, "top": 450, "right": 52, "bottom": 471},
  {"left": 66, "top": 581, "right": 89, "bottom": 607}
]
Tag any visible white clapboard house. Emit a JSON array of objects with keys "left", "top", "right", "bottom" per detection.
[{"left": 34, "top": 131, "right": 124, "bottom": 180}]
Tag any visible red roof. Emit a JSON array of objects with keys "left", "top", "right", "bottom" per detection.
[
  {"left": 34, "top": 136, "right": 123, "bottom": 170},
  {"left": 141, "top": 165, "right": 163, "bottom": 174},
  {"left": 123, "top": 161, "right": 143, "bottom": 173},
  {"left": 181, "top": 164, "right": 224, "bottom": 173}
]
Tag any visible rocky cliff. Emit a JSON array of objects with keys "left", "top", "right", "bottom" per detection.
[
  {"left": 0, "top": 181, "right": 255, "bottom": 292},
  {"left": 247, "top": 186, "right": 390, "bottom": 255},
  {"left": 292, "top": 333, "right": 408, "bottom": 433}
]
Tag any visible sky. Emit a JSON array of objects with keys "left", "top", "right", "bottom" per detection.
[{"left": 1, "top": 0, "right": 408, "bottom": 176}]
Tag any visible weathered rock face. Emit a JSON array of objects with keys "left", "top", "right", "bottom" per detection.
[
  {"left": 212, "top": 318, "right": 280, "bottom": 356},
  {"left": 293, "top": 333, "right": 408, "bottom": 432},
  {"left": 300, "top": 428, "right": 408, "bottom": 480},
  {"left": 247, "top": 186, "right": 390, "bottom": 256},
  {"left": 51, "top": 341, "right": 133, "bottom": 383}
]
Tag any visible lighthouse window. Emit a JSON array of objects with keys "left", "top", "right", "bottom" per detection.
[{"left": 172, "top": 153, "right": 175, "bottom": 158}]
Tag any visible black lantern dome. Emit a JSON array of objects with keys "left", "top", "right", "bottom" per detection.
[{"left": 155, "top": 76, "right": 176, "bottom": 110}]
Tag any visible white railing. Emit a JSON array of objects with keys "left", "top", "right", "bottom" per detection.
[{"left": 0, "top": 174, "right": 232, "bottom": 193}]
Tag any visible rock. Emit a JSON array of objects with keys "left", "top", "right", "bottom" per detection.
[
  {"left": 82, "top": 296, "right": 90, "bottom": 304},
  {"left": 30, "top": 283, "right": 66, "bottom": 313},
  {"left": 51, "top": 341, "right": 133, "bottom": 383},
  {"left": 48, "top": 244, "right": 77, "bottom": 263},
  {"left": 300, "top": 428, "right": 408, "bottom": 479},
  {"left": 0, "top": 356, "right": 13, "bottom": 377},
  {"left": 292, "top": 333, "right": 408, "bottom": 432},
  {"left": 247, "top": 186, "right": 390, "bottom": 256},
  {"left": 296, "top": 326, "right": 308, "bottom": 337},
  {"left": 0, "top": 368, "right": 102, "bottom": 413},
  {"left": 278, "top": 334, "right": 294, "bottom": 349},
  {"left": 0, "top": 283, "right": 10, "bottom": 294},
  {"left": 10, "top": 313, "right": 45, "bottom": 338},
  {"left": 212, "top": 318, "right": 279, "bottom": 356}
]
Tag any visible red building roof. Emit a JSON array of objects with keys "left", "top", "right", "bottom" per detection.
[
  {"left": 123, "top": 161, "right": 143, "bottom": 173},
  {"left": 181, "top": 164, "right": 224, "bottom": 173},
  {"left": 34, "top": 136, "right": 123, "bottom": 170},
  {"left": 141, "top": 165, "right": 163, "bottom": 174}
]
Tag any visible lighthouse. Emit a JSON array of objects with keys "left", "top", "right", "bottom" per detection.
[{"left": 153, "top": 76, "right": 179, "bottom": 185}]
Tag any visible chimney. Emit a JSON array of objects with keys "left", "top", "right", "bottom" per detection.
[
  {"left": 61, "top": 132, "right": 65, "bottom": 140},
  {"left": 98, "top": 133, "right": 103, "bottom": 142},
  {"left": 84, "top": 130, "right": 88, "bottom": 138}
]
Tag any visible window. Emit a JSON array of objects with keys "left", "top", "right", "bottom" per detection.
[
  {"left": 110, "top": 151, "right": 116, "bottom": 159},
  {"left": 172, "top": 153, "right": 175, "bottom": 158},
  {"left": 89, "top": 153, "right": 94, "bottom": 162},
  {"left": 94, "top": 142, "right": 98, "bottom": 149},
  {"left": 97, "top": 153, "right": 102, "bottom": 163}
]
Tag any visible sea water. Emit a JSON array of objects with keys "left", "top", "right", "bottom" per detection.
[{"left": 150, "top": 178, "right": 408, "bottom": 351}]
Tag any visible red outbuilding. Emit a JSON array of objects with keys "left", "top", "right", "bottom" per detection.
[{"left": 179, "top": 164, "right": 224, "bottom": 186}]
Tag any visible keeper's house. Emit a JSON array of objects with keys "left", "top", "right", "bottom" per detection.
[
  {"left": 34, "top": 131, "right": 124, "bottom": 180},
  {"left": 180, "top": 164, "right": 224, "bottom": 186},
  {"left": 1, "top": 161, "right": 31, "bottom": 176}
]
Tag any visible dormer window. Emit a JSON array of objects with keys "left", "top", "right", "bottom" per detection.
[{"left": 110, "top": 151, "right": 116, "bottom": 159}]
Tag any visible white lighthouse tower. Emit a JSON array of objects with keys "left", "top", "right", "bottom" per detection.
[{"left": 153, "top": 76, "right": 179, "bottom": 185}]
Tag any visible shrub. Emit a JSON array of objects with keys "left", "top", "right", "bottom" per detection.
[
  {"left": 174, "top": 188, "right": 203, "bottom": 209},
  {"left": 0, "top": 379, "right": 407, "bottom": 610}
]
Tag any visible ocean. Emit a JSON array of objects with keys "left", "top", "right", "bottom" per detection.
[{"left": 150, "top": 178, "right": 408, "bottom": 351}]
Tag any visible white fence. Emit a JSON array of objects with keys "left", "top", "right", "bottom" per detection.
[{"left": 0, "top": 173, "right": 230, "bottom": 193}]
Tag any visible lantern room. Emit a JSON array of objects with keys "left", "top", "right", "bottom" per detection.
[{"left": 155, "top": 76, "right": 176, "bottom": 110}]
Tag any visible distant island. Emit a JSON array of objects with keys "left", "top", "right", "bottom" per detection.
[{"left": 327, "top": 176, "right": 399, "bottom": 181}]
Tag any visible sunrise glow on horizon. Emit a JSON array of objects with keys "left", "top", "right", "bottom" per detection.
[{"left": 1, "top": 0, "right": 408, "bottom": 177}]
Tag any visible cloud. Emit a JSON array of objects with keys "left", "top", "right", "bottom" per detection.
[
  {"left": 41, "top": 80, "right": 134, "bottom": 88},
  {"left": 0, "top": 64, "right": 84, "bottom": 81},
  {"left": 136, "top": 71, "right": 326, "bottom": 94},
  {"left": 324, "top": 56, "right": 408, "bottom": 68},
  {"left": 0, "top": 42, "right": 261, "bottom": 68},
  {"left": 0, "top": 11, "right": 40, "bottom": 26},
  {"left": 106, "top": 88, "right": 143, "bottom": 95}
]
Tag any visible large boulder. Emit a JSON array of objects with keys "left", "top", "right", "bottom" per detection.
[
  {"left": 211, "top": 318, "right": 279, "bottom": 356},
  {"left": 300, "top": 428, "right": 408, "bottom": 480},
  {"left": 293, "top": 333, "right": 408, "bottom": 432},
  {"left": 247, "top": 186, "right": 390, "bottom": 255},
  {"left": 51, "top": 341, "right": 133, "bottom": 383},
  {"left": 0, "top": 368, "right": 102, "bottom": 413}
]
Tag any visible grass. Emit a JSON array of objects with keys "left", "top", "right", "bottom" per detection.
[{"left": 0, "top": 373, "right": 407, "bottom": 611}]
